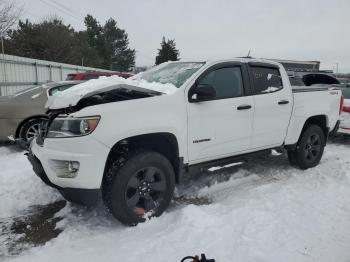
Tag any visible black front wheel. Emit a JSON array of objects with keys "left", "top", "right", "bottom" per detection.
[
  {"left": 287, "top": 125, "right": 326, "bottom": 170},
  {"left": 103, "top": 150, "right": 175, "bottom": 225}
]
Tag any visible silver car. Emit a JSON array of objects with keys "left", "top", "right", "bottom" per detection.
[{"left": 0, "top": 81, "right": 83, "bottom": 141}]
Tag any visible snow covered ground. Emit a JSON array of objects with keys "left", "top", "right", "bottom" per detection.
[{"left": 1, "top": 138, "right": 350, "bottom": 262}]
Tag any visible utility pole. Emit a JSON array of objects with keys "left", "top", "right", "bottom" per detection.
[
  {"left": 1, "top": 37, "right": 4, "bottom": 54},
  {"left": 1, "top": 34, "right": 7, "bottom": 96},
  {"left": 336, "top": 63, "right": 339, "bottom": 75}
]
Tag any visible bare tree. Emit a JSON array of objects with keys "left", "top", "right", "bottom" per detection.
[
  {"left": 0, "top": 0, "right": 22, "bottom": 37},
  {"left": 0, "top": 0, "right": 22, "bottom": 55}
]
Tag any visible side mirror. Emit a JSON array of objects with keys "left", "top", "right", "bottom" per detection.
[{"left": 189, "top": 84, "right": 216, "bottom": 102}]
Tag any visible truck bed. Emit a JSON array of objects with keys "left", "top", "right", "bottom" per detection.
[{"left": 286, "top": 85, "right": 342, "bottom": 145}]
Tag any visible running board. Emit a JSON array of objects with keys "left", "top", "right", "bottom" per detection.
[{"left": 187, "top": 149, "right": 272, "bottom": 174}]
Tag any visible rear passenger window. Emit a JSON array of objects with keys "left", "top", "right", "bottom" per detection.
[
  {"left": 250, "top": 67, "right": 283, "bottom": 94},
  {"left": 198, "top": 67, "right": 244, "bottom": 99}
]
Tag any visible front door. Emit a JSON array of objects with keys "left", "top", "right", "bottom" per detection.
[{"left": 187, "top": 63, "right": 254, "bottom": 163}]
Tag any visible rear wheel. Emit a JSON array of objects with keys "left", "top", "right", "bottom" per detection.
[
  {"left": 287, "top": 125, "right": 325, "bottom": 169},
  {"left": 19, "top": 118, "right": 46, "bottom": 141},
  {"left": 103, "top": 150, "right": 175, "bottom": 226}
]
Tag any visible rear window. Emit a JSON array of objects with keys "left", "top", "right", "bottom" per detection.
[
  {"left": 66, "top": 74, "right": 76, "bottom": 80},
  {"left": 48, "top": 84, "right": 75, "bottom": 96},
  {"left": 81, "top": 74, "right": 103, "bottom": 80},
  {"left": 250, "top": 67, "right": 283, "bottom": 94}
]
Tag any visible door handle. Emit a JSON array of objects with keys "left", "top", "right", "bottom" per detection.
[
  {"left": 278, "top": 100, "right": 289, "bottom": 105},
  {"left": 237, "top": 105, "right": 252, "bottom": 110}
]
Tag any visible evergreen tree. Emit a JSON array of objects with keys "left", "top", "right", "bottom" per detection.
[
  {"left": 84, "top": 14, "right": 104, "bottom": 67},
  {"left": 73, "top": 30, "right": 102, "bottom": 67},
  {"left": 5, "top": 15, "right": 135, "bottom": 71},
  {"left": 155, "top": 37, "right": 179, "bottom": 65},
  {"left": 84, "top": 15, "right": 135, "bottom": 71},
  {"left": 6, "top": 18, "right": 74, "bottom": 64},
  {"left": 5, "top": 17, "right": 99, "bottom": 67}
]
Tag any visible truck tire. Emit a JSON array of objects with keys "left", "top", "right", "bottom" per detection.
[
  {"left": 287, "top": 125, "right": 325, "bottom": 170},
  {"left": 103, "top": 150, "right": 175, "bottom": 226}
]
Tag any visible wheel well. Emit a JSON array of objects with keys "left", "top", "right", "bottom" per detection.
[
  {"left": 15, "top": 115, "right": 48, "bottom": 138},
  {"left": 302, "top": 115, "right": 328, "bottom": 138},
  {"left": 103, "top": 133, "right": 181, "bottom": 184}
]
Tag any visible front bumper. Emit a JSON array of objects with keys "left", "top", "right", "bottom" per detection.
[
  {"left": 27, "top": 151, "right": 100, "bottom": 205},
  {"left": 28, "top": 135, "right": 110, "bottom": 205},
  {"left": 30, "top": 135, "right": 110, "bottom": 189}
]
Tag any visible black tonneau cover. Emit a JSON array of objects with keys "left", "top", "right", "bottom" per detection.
[
  {"left": 302, "top": 74, "right": 339, "bottom": 86},
  {"left": 291, "top": 73, "right": 340, "bottom": 93}
]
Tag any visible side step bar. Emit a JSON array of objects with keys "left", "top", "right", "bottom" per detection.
[{"left": 187, "top": 149, "right": 272, "bottom": 174}]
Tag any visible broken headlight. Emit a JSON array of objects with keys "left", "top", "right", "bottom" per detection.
[{"left": 47, "top": 116, "right": 100, "bottom": 138}]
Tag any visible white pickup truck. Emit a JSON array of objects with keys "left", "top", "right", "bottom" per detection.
[{"left": 28, "top": 58, "right": 342, "bottom": 225}]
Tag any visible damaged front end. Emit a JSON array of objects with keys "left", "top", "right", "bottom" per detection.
[
  {"left": 37, "top": 84, "right": 162, "bottom": 146},
  {"left": 73, "top": 84, "right": 162, "bottom": 112},
  {"left": 47, "top": 83, "right": 162, "bottom": 112}
]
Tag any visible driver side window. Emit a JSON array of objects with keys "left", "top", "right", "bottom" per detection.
[{"left": 199, "top": 66, "right": 244, "bottom": 100}]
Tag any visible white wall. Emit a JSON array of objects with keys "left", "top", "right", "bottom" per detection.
[{"left": 0, "top": 54, "right": 113, "bottom": 96}]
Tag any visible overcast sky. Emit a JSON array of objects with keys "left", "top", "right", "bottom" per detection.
[{"left": 16, "top": 0, "right": 350, "bottom": 72}]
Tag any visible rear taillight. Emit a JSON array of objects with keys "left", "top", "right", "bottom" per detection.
[
  {"left": 340, "top": 96, "right": 344, "bottom": 114},
  {"left": 343, "top": 106, "right": 350, "bottom": 113}
]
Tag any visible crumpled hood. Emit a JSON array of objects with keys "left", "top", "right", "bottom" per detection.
[{"left": 47, "top": 75, "right": 177, "bottom": 110}]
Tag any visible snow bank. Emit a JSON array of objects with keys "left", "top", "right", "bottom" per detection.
[
  {"left": 2, "top": 143, "right": 350, "bottom": 262},
  {"left": 0, "top": 146, "right": 60, "bottom": 219}
]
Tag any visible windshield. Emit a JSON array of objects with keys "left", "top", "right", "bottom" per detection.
[{"left": 136, "top": 62, "right": 205, "bottom": 88}]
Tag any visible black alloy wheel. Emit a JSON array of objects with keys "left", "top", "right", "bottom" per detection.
[
  {"left": 103, "top": 150, "right": 175, "bottom": 225},
  {"left": 287, "top": 124, "right": 325, "bottom": 169},
  {"left": 303, "top": 133, "right": 321, "bottom": 162},
  {"left": 125, "top": 166, "right": 167, "bottom": 216}
]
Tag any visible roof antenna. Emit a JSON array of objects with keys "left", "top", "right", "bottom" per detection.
[{"left": 247, "top": 49, "right": 251, "bottom": 58}]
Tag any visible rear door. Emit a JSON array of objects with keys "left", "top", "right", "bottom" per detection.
[
  {"left": 248, "top": 63, "right": 293, "bottom": 149},
  {"left": 187, "top": 62, "right": 255, "bottom": 163}
]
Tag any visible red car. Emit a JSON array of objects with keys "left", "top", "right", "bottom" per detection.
[{"left": 66, "top": 71, "right": 133, "bottom": 81}]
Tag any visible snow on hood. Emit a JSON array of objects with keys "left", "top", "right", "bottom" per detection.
[{"left": 47, "top": 75, "right": 178, "bottom": 110}]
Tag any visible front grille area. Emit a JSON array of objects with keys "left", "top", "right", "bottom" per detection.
[
  {"left": 36, "top": 113, "right": 56, "bottom": 146},
  {"left": 36, "top": 119, "right": 48, "bottom": 146}
]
